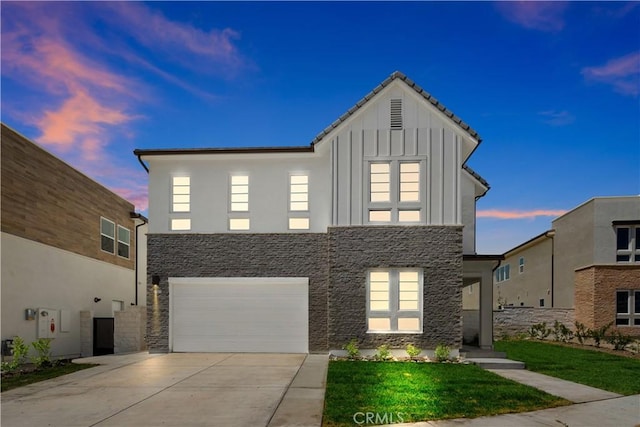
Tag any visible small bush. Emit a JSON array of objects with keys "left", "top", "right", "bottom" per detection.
[
  {"left": 528, "top": 323, "right": 551, "bottom": 340},
  {"left": 31, "top": 338, "right": 53, "bottom": 368},
  {"left": 607, "top": 331, "right": 634, "bottom": 351},
  {"left": 343, "top": 339, "right": 360, "bottom": 359},
  {"left": 406, "top": 343, "right": 422, "bottom": 359},
  {"left": 374, "top": 344, "right": 391, "bottom": 361},
  {"left": 588, "top": 322, "right": 612, "bottom": 348},
  {"left": 434, "top": 344, "right": 451, "bottom": 362},
  {"left": 552, "top": 321, "right": 574, "bottom": 343},
  {"left": 574, "top": 322, "right": 588, "bottom": 345},
  {"left": 1, "top": 336, "right": 29, "bottom": 373}
]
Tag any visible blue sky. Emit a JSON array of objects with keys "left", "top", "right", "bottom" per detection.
[{"left": 2, "top": 1, "right": 639, "bottom": 254}]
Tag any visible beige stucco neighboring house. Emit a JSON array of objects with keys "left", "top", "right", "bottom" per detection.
[{"left": 492, "top": 196, "right": 640, "bottom": 336}]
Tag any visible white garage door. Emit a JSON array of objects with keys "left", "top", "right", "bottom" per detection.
[{"left": 170, "top": 277, "right": 308, "bottom": 353}]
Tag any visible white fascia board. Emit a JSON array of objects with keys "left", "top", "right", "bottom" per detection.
[{"left": 169, "top": 277, "right": 309, "bottom": 286}]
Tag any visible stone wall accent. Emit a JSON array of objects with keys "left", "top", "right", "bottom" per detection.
[
  {"left": 575, "top": 264, "right": 640, "bottom": 336},
  {"left": 493, "top": 307, "right": 574, "bottom": 337},
  {"left": 328, "top": 226, "right": 463, "bottom": 349},
  {"left": 114, "top": 305, "right": 147, "bottom": 353},
  {"left": 80, "top": 311, "right": 93, "bottom": 357},
  {"left": 0, "top": 124, "right": 135, "bottom": 270},
  {"left": 147, "top": 233, "right": 328, "bottom": 352}
]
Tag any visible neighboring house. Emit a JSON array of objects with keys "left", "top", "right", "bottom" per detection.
[
  {"left": 1, "top": 123, "right": 148, "bottom": 358},
  {"left": 494, "top": 196, "right": 640, "bottom": 335},
  {"left": 135, "top": 71, "right": 500, "bottom": 354}
]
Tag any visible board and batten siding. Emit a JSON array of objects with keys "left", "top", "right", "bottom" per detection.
[{"left": 330, "top": 84, "right": 465, "bottom": 227}]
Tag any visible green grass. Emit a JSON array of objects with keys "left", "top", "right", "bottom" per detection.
[
  {"left": 1, "top": 362, "right": 96, "bottom": 392},
  {"left": 322, "top": 361, "right": 568, "bottom": 426},
  {"left": 495, "top": 340, "right": 640, "bottom": 395}
]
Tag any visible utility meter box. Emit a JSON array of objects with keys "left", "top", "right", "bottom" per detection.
[{"left": 37, "top": 308, "right": 59, "bottom": 339}]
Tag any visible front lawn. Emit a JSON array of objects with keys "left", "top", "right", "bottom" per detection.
[
  {"left": 1, "top": 361, "right": 96, "bottom": 392},
  {"left": 322, "top": 361, "right": 568, "bottom": 426},
  {"left": 495, "top": 340, "right": 640, "bottom": 395}
]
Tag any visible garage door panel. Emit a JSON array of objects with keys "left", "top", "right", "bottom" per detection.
[{"left": 171, "top": 278, "right": 308, "bottom": 353}]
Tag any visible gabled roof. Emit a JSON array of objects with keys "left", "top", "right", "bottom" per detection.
[{"left": 311, "top": 71, "right": 482, "bottom": 145}]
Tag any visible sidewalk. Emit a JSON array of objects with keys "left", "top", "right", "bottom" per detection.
[{"left": 389, "top": 364, "right": 640, "bottom": 427}]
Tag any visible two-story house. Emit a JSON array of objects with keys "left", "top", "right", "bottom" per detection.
[
  {"left": 494, "top": 196, "right": 640, "bottom": 336},
  {"left": 1, "top": 123, "right": 148, "bottom": 358},
  {"left": 136, "top": 72, "right": 500, "bottom": 354}
]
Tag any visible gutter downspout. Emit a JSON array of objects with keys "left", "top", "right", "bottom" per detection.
[
  {"left": 136, "top": 153, "right": 149, "bottom": 173},
  {"left": 130, "top": 212, "right": 148, "bottom": 306},
  {"left": 549, "top": 231, "right": 555, "bottom": 308}
]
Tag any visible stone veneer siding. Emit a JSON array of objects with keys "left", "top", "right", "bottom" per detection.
[
  {"left": 493, "top": 308, "right": 574, "bottom": 337},
  {"left": 575, "top": 264, "right": 640, "bottom": 336},
  {"left": 328, "top": 226, "right": 463, "bottom": 349},
  {"left": 147, "top": 233, "right": 328, "bottom": 352}
]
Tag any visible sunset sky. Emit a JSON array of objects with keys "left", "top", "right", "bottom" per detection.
[{"left": 2, "top": 1, "right": 638, "bottom": 254}]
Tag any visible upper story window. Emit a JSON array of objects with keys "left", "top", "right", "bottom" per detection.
[
  {"left": 117, "top": 225, "right": 130, "bottom": 259},
  {"left": 289, "top": 174, "right": 310, "bottom": 230},
  {"left": 100, "top": 217, "right": 115, "bottom": 254},
  {"left": 616, "top": 225, "right": 639, "bottom": 262},
  {"left": 367, "top": 269, "right": 422, "bottom": 333},
  {"left": 172, "top": 176, "right": 190, "bottom": 212},
  {"left": 495, "top": 264, "right": 510, "bottom": 283},
  {"left": 519, "top": 257, "right": 525, "bottom": 274},
  {"left": 171, "top": 218, "right": 191, "bottom": 231},
  {"left": 368, "top": 161, "right": 422, "bottom": 224},
  {"left": 230, "top": 175, "right": 249, "bottom": 212}
]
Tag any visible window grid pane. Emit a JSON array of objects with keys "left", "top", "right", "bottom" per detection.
[
  {"left": 172, "top": 177, "right": 190, "bottom": 212},
  {"left": 231, "top": 175, "right": 249, "bottom": 212},
  {"left": 101, "top": 218, "right": 115, "bottom": 253},
  {"left": 290, "top": 175, "right": 309, "bottom": 211},
  {"left": 370, "top": 163, "right": 390, "bottom": 202},
  {"left": 399, "top": 272, "right": 419, "bottom": 311},
  {"left": 171, "top": 218, "right": 191, "bottom": 231},
  {"left": 369, "top": 272, "right": 389, "bottom": 311},
  {"left": 400, "top": 162, "right": 420, "bottom": 202},
  {"left": 617, "top": 291, "right": 630, "bottom": 314},
  {"left": 288, "top": 217, "right": 309, "bottom": 230},
  {"left": 369, "top": 210, "right": 391, "bottom": 222},
  {"left": 117, "top": 226, "right": 130, "bottom": 258},
  {"left": 229, "top": 218, "right": 250, "bottom": 230}
]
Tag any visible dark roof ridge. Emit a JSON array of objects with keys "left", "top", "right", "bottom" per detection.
[{"left": 311, "top": 71, "right": 482, "bottom": 145}]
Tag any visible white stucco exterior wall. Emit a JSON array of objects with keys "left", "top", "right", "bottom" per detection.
[{"left": 1, "top": 232, "right": 135, "bottom": 358}]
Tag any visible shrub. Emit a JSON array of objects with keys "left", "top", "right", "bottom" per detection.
[
  {"left": 375, "top": 344, "right": 391, "bottom": 361},
  {"left": 343, "top": 339, "right": 360, "bottom": 359},
  {"left": 1, "top": 336, "right": 29, "bottom": 373},
  {"left": 31, "top": 338, "right": 53, "bottom": 368},
  {"left": 528, "top": 323, "right": 551, "bottom": 340},
  {"left": 607, "top": 331, "right": 634, "bottom": 351},
  {"left": 588, "top": 322, "right": 612, "bottom": 348},
  {"left": 434, "top": 344, "right": 451, "bottom": 362},
  {"left": 574, "top": 322, "right": 589, "bottom": 345},
  {"left": 406, "top": 343, "right": 422, "bottom": 359},
  {"left": 552, "top": 321, "right": 574, "bottom": 343}
]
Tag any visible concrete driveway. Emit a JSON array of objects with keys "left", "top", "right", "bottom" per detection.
[{"left": 1, "top": 352, "right": 328, "bottom": 427}]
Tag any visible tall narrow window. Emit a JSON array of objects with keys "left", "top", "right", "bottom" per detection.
[
  {"left": 399, "top": 162, "right": 420, "bottom": 202},
  {"left": 117, "top": 225, "right": 130, "bottom": 259},
  {"left": 230, "top": 175, "right": 249, "bottom": 211},
  {"left": 100, "top": 217, "right": 115, "bottom": 254},
  {"left": 519, "top": 257, "right": 525, "bottom": 274},
  {"left": 172, "top": 177, "right": 190, "bottom": 212},
  {"left": 370, "top": 163, "right": 391, "bottom": 202},
  {"left": 616, "top": 290, "right": 630, "bottom": 325},
  {"left": 290, "top": 175, "right": 308, "bottom": 211}
]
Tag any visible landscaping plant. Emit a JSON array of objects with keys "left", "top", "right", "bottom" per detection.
[
  {"left": 1, "top": 336, "right": 29, "bottom": 373},
  {"left": 343, "top": 339, "right": 360, "bottom": 359},
  {"left": 31, "top": 338, "right": 53, "bottom": 369},
  {"left": 528, "top": 322, "right": 551, "bottom": 340},
  {"left": 434, "top": 344, "right": 451, "bottom": 362},
  {"left": 375, "top": 344, "right": 391, "bottom": 361},
  {"left": 574, "top": 321, "right": 588, "bottom": 345},
  {"left": 406, "top": 343, "right": 422, "bottom": 359},
  {"left": 588, "top": 322, "right": 612, "bottom": 348},
  {"left": 606, "top": 331, "right": 634, "bottom": 351},
  {"left": 552, "top": 321, "right": 573, "bottom": 343}
]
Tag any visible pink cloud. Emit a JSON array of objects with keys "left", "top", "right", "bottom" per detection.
[
  {"left": 110, "top": 186, "right": 149, "bottom": 212},
  {"left": 477, "top": 209, "right": 567, "bottom": 220},
  {"left": 582, "top": 52, "right": 640, "bottom": 96},
  {"left": 495, "top": 1, "right": 568, "bottom": 32}
]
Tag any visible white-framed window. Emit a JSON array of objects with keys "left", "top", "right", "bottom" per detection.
[
  {"left": 171, "top": 218, "right": 191, "bottom": 231},
  {"left": 367, "top": 161, "right": 422, "bottom": 224},
  {"left": 230, "top": 175, "right": 249, "bottom": 212},
  {"left": 616, "top": 290, "right": 640, "bottom": 326},
  {"left": 616, "top": 225, "right": 639, "bottom": 263},
  {"left": 495, "top": 264, "right": 510, "bottom": 283},
  {"left": 367, "top": 269, "right": 423, "bottom": 333},
  {"left": 172, "top": 176, "right": 190, "bottom": 212},
  {"left": 100, "top": 217, "right": 116, "bottom": 254},
  {"left": 289, "top": 174, "right": 310, "bottom": 230},
  {"left": 117, "top": 225, "right": 130, "bottom": 259},
  {"left": 519, "top": 257, "right": 525, "bottom": 274}
]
